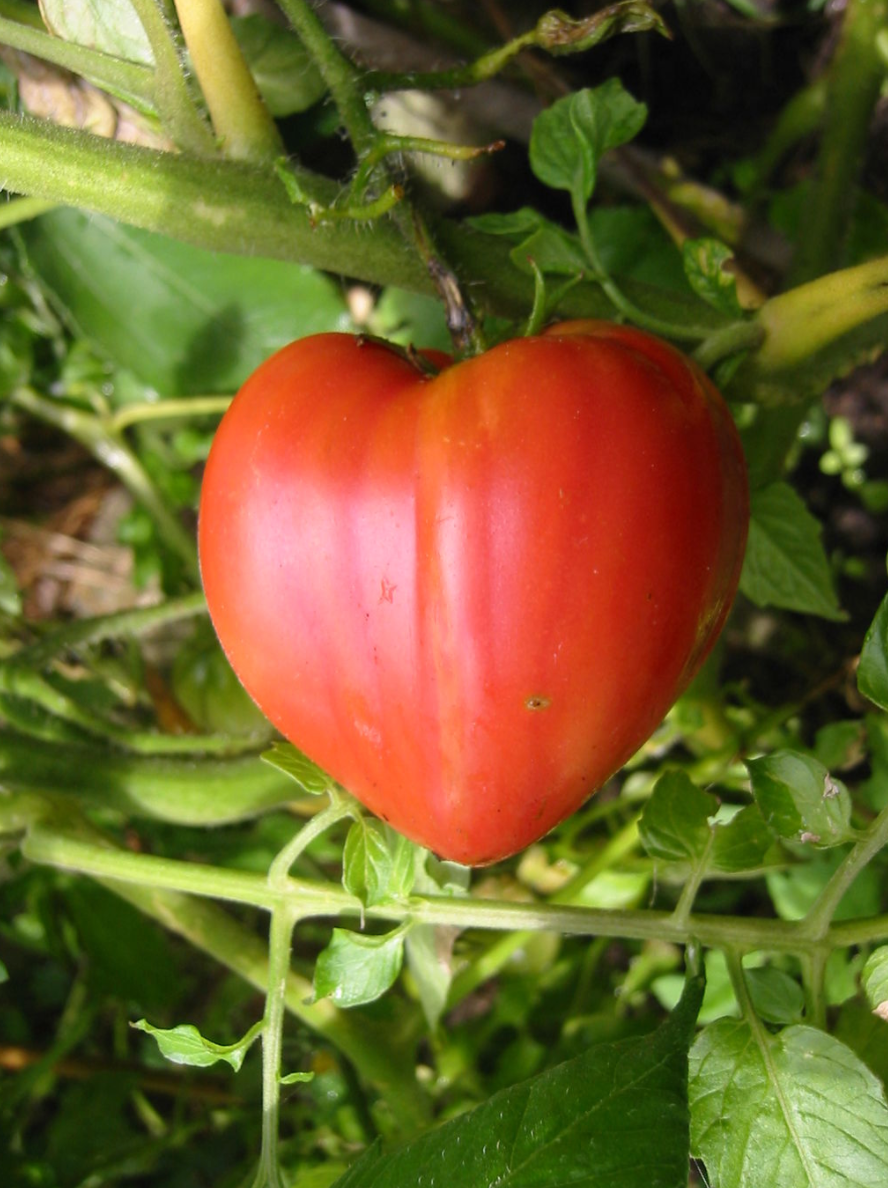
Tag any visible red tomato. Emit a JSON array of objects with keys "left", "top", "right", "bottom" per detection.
[{"left": 199, "top": 321, "right": 748, "bottom": 865}]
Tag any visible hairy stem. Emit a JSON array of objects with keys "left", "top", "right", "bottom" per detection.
[
  {"left": 173, "top": 0, "right": 282, "bottom": 162},
  {"left": 19, "top": 810, "right": 888, "bottom": 956}
]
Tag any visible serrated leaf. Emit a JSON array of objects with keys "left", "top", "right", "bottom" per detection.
[
  {"left": 529, "top": 81, "right": 647, "bottom": 207},
  {"left": 690, "top": 1021, "right": 888, "bottom": 1187},
  {"left": 342, "top": 820, "right": 416, "bottom": 907},
  {"left": 639, "top": 771, "right": 718, "bottom": 863},
  {"left": 261, "top": 742, "right": 332, "bottom": 794},
  {"left": 332, "top": 965, "right": 704, "bottom": 1188},
  {"left": 682, "top": 238, "right": 743, "bottom": 315},
  {"left": 131, "top": 1018, "right": 263, "bottom": 1071},
  {"left": 748, "top": 750, "right": 854, "bottom": 847},
  {"left": 710, "top": 803, "right": 774, "bottom": 872},
  {"left": 739, "top": 482, "right": 843, "bottom": 620},
  {"left": 863, "top": 947, "right": 888, "bottom": 1017},
  {"left": 40, "top": 0, "right": 154, "bottom": 65},
  {"left": 313, "top": 928, "right": 405, "bottom": 1009},
  {"left": 859, "top": 592, "right": 888, "bottom": 711}
]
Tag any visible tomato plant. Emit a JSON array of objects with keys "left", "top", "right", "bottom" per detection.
[
  {"left": 3, "top": 3, "right": 888, "bottom": 1188},
  {"left": 200, "top": 321, "right": 748, "bottom": 864}
]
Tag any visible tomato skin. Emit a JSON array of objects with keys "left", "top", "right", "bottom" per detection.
[{"left": 199, "top": 323, "right": 748, "bottom": 865}]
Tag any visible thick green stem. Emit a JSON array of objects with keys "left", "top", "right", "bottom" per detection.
[
  {"left": 19, "top": 811, "right": 888, "bottom": 956},
  {"left": 9, "top": 591, "right": 207, "bottom": 670},
  {"left": 128, "top": 0, "right": 216, "bottom": 155},
  {"left": 799, "top": 800, "right": 888, "bottom": 942},
  {"left": 276, "top": 0, "right": 375, "bottom": 154},
  {"left": 790, "top": 0, "right": 888, "bottom": 283},
  {"left": 251, "top": 905, "right": 298, "bottom": 1188}
]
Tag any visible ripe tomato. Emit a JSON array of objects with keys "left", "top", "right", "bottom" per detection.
[{"left": 199, "top": 321, "right": 748, "bottom": 865}]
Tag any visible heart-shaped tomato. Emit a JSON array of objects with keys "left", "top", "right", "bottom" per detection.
[{"left": 199, "top": 321, "right": 748, "bottom": 865}]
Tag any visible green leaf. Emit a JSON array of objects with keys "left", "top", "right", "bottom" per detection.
[
  {"left": 131, "top": 1018, "right": 263, "bottom": 1071},
  {"left": 369, "top": 288, "right": 452, "bottom": 353},
  {"left": 682, "top": 238, "right": 743, "bottom": 316},
  {"left": 280, "top": 1071, "right": 315, "bottom": 1085},
  {"left": 404, "top": 924, "right": 459, "bottom": 1032},
  {"left": 313, "top": 929, "right": 405, "bottom": 1009},
  {"left": 766, "top": 849, "right": 881, "bottom": 923},
  {"left": 710, "top": 804, "right": 775, "bottom": 872},
  {"left": 22, "top": 210, "right": 348, "bottom": 395},
  {"left": 529, "top": 81, "right": 647, "bottom": 208},
  {"left": 690, "top": 1021, "right": 888, "bottom": 1186},
  {"left": 66, "top": 882, "right": 180, "bottom": 1011},
  {"left": 342, "top": 820, "right": 416, "bottom": 908},
  {"left": 332, "top": 964, "right": 704, "bottom": 1187},
  {"left": 747, "top": 750, "right": 854, "bottom": 847},
  {"left": 863, "top": 947, "right": 888, "bottom": 1016},
  {"left": 0, "top": 958, "right": 7, "bottom": 984},
  {"left": 261, "top": 742, "right": 333, "bottom": 795},
  {"left": 638, "top": 771, "right": 718, "bottom": 863},
  {"left": 739, "top": 482, "right": 844, "bottom": 620},
  {"left": 231, "top": 14, "right": 326, "bottom": 116},
  {"left": 40, "top": 0, "right": 154, "bottom": 65},
  {"left": 859, "top": 593, "right": 888, "bottom": 711},
  {"left": 509, "top": 222, "right": 589, "bottom": 276},
  {"left": 744, "top": 967, "right": 805, "bottom": 1025}
]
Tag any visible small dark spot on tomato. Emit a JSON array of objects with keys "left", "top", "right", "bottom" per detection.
[{"left": 525, "top": 695, "right": 551, "bottom": 711}]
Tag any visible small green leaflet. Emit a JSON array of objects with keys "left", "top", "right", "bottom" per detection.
[
  {"left": 639, "top": 772, "right": 774, "bottom": 875},
  {"left": 261, "top": 742, "right": 333, "bottom": 794},
  {"left": 740, "top": 482, "right": 843, "bottom": 620},
  {"left": 281, "top": 1071, "right": 315, "bottom": 1086},
  {"left": 529, "top": 80, "right": 647, "bottom": 209},
  {"left": 862, "top": 947, "right": 888, "bottom": 1017},
  {"left": 859, "top": 592, "right": 888, "bottom": 711},
  {"left": 0, "top": 958, "right": 8, "bottom": 985},
  {"left": 639, "top": 770, "right": 717, "bottom": 863},
  {"left": 747, "top": 750, "right": 855, "bottom": 847},
  {"left": 691, "top": 1021, "right": 888, "bottom": 1187},
  {"left": 405, "top": 924, "right": 460, "bottom": 1032},
  {"left": 313, "top": 928, "right": 406, "bottom": 1009},
  {"left": 342, "top": 820, "right": 416, "bottom": 907},
  {"left": 132, "top": 1018, "right": 264, "bottom": 1071},
  {"left": 682, "top": 238, "right": 743, "bottom": 316},
  {"left": 743, "top": 967, "right": 805, "bottom": 1026}
]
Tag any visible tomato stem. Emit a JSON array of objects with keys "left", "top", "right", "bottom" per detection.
[{"left": 172, "top": 0, "right": 283, "bottom": 163}]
